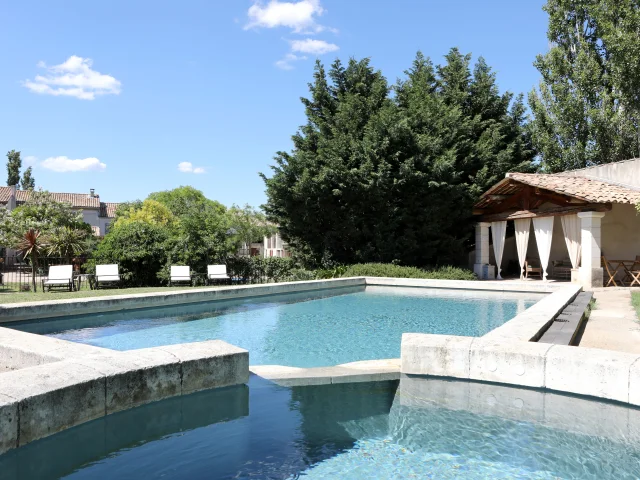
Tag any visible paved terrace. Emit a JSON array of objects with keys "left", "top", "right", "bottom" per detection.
[{"left": 580, "top": 288, "right": 640, "bottom": 354}]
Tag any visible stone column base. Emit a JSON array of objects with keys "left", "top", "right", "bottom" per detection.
[
  {"left": 579, "top": 267, "right": 603, "bottom": 289},
  {"left": 474, "top": 264, "right": 496, "bottom": 280},
  {"left": 570, "top": 268, "right": 580, "bottom": 284}
]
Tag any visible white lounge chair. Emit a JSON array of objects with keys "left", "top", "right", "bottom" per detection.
[
  {"left": 42, "top": 265, "right": 74, "bottom": 292},
  {"left": 207, "top": 264, "right": 230, "bottom": 285},
  {"left": 169, "top": 265, "right": 192, "bottom": 287},
  {"left": 95, "top": 264, "right": 121, "bottom": 289}
]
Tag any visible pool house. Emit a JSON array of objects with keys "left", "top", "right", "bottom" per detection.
[{"left": 472, "top": 158, "right": 640, "bottom": 288}]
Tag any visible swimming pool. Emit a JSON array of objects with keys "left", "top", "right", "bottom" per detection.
[
  {"left": 10, "top": 286, "right": 542, "bottom": 367},
  {"left": 1, "top": 375, "right": 639, "bottom": 479}
]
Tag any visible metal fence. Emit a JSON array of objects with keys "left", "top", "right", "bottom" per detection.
[{"left": 0, "top": 255, "right": 77, "bottom": 292}]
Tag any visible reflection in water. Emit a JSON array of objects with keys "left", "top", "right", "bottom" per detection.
[{"left": 2, "top": 375, "right": 640, "bottom": 479}]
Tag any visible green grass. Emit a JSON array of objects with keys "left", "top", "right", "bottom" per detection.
[
  {"left": 0, "top": 285, "right": 217, "bottom": 304},
  {"left": 632, "top": 291, "right": 640, "bottom": 319}
]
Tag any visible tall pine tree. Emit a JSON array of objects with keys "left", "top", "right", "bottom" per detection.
[
  {"left": 262, "top": 51, "right": 535, "bottom": 267},
  {"left": 6, "top": 150, "right": 21, "bottom": 187}
]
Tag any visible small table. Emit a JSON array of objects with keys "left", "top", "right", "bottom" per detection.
[{"left": 74, "top": 273, "right": 93, "bottom": 291}]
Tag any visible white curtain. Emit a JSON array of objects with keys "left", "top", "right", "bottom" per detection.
[
  {"left": 491, "top": 221, "right": 507, "bottom": 280},
  {"left": 533, "top": 216, "right": 554, "bottom": 281},
  {"left": 560, "top": 214, "right": 581, "bottom": 269},
  {"left": 514, "top": 218, "right": 531, "bottom": 279}
]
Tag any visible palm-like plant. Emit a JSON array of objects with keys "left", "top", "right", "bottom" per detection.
[
  {"left": 46, "top": 226, "right": 89, "bottom": 263},
  {"left": 16, "top": 229, "right": 45, "bottom": 292}
]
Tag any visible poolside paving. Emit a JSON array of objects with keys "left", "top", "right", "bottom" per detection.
[{"left": 580, "top": 289, "right": 640, "bottom": 354}]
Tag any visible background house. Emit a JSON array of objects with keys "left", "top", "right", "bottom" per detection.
[
  {"left": 239, "top": 232, "right": 290, "bottom": 258},
  {"left": 0, "top": 186, "right": 119, "bottom": 237}
]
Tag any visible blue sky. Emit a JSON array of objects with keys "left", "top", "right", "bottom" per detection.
[{"left": 0, "top": 0, "right": 548, "bottom": 208}]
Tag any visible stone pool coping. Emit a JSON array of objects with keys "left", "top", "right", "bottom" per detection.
[
  {"left": 0, "top": 277, "right": 367, "bottom": 323},
  {"left": 0, "top": 339, "right": 248, "bottom": 455},
  {"left": 250, "top": 359, "right": 401, "bottom": 387},
  {"left": 401, "top": 333, "right": 640, "bottom": 407}
]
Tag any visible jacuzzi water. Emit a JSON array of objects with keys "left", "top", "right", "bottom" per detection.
[
  {"left": 10, "top": 286, "right": 541, "bottom": 367},
  {"left": 1, "top": 375, "right": 639, "bottom": 480}
]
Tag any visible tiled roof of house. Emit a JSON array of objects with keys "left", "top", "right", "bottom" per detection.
[
  {"left": 0, "top": 187, "right": 119, "bottom": 217},
  {"left": 505, "top": 172, "right": 640, "bottom": 204},
  {"left": 99, "top": 202, "right": 119, "bottom": 218},
  {"left": 0, "top": 187, "right": 102, "bottom": 208}
]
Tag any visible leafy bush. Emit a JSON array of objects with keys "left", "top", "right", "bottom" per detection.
[
  {"left": 225, "top": 256, "right": 294, "bottom": 284},
  {"left": 287, "top": 268, "right": 317, "bottom": 281},
  {"left": 340, "top": 263, "right": 476, "bottom": 280},
  {"left": 87, "top": 221, "right": 169, "bottom": 287}
]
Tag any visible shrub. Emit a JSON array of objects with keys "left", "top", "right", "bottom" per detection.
[
  {"left": 287, "top": 268, "right": 317, "bottom": 281},
  {"left": 340, "top": 263, "right": 476, "bottom": 280},
  {"left": 225, "top": 256, "right": 294, "bottom": 283},
  {"left": 87, "top": 221, "right": 169, "bottom": 287}
]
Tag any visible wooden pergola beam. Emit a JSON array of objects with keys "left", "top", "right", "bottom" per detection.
[
  {"left": 480, "top": 203, "right": 611, "bottom": 222},
  {"left": 475, "top": 184, "right": 589, "bottom": 216}
]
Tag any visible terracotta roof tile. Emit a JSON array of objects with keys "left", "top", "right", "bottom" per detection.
[
  {"left": 505, "top": 172, "right": 640, "bottom": 204},
  {"left": 0, "top": 187, "right": 103, "bottom": 208},
  {"left": 99, "top": 202, "right": 119, "bottom": 218}
]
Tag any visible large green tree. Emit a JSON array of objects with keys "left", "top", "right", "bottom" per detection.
[
  {"left": 6, "top": 150, "right": 21, "bottom": 186},
  {"left": 262, "top": 51, "right": 534, "bottom": 267},
  {"left": 529, "top": 0, "right": 640, "bottom": 172}
]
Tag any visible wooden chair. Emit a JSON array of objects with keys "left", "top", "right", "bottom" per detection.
[
  {"left": 525, "top": 260, "right": 543, "bottom": 279},
  {"left": 629, "top": 256, "right": 640, "bottom": 288},
  {"left": 601, "top": 256, "right": 619, "bottom": 287}
]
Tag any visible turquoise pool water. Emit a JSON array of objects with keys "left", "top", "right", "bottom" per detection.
[
  {"left": 11, "top": 286, "right": 541, "bottom": 367},
  {"left": 1, "top": 375, "right": 639, "bottom": 479}
]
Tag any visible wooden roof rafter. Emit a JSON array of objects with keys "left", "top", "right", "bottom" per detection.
[{"left": 473, "top": 181, "right": 588, "bottom": 217}]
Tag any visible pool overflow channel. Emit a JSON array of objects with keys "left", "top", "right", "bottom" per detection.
[{"left": 538, "top": 291, "right": 593, "bottom": 346}]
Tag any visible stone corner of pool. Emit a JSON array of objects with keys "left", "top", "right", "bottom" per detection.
[
  {"left": 0, "top": 338, "right": 250, "bottom": 456},
  {"left": 400, "top": 329, "right": 640, "bottom": 407}
]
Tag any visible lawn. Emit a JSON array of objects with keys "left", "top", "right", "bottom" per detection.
[
  {"left": 0, "top": 285, "right": 218, "bottom": 304},
  {"left": 633, "top": 291, "right": 640, "bottom": 319}
]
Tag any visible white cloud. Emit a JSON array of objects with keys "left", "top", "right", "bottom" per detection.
[
  {"left": 178, "top": 162, "right": 206, "bottom": 174},
  {"left": 41, "top": 156, "right": 107, "bottom": 172},
  {"left": 245, "top": 0, "right": 327, "bottom": 33},
  {"left": 275, "top": 53, "right": 307, "bottom": 70},
  {"left": 290, "top": 38, "right": 338, "bottom": 55},
  {"left": 23, "top": 56, "right": 121, "bottom": 100}
]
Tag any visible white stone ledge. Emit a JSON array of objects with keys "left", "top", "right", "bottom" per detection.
[
  {"left": 0, "top": 327, "right": 112, "bottom": 371},
  {"left": 250, "top": 359, "right": 401, "bottom": 387},
  {"left": 482, "top": 284, "right": 581, "bottom": 341},
  {"left": 401, "top": 333, "right": 640, "bottom": 406},
  {"left": 0, "top": 277, "right": 366, "bottom": 323},
  {"left": 364, "top": 277, "right": 570, "bottom": 293},
  {"left": 0, "top": 340, "right": 249, "bottom": 455}
]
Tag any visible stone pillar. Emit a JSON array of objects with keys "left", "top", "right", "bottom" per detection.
[
  {"left": 473, "top": 222, "right": 493, "bottom": 279},
  {"left": 577, "top": 211, "right": 605, "bottom": 289}
]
